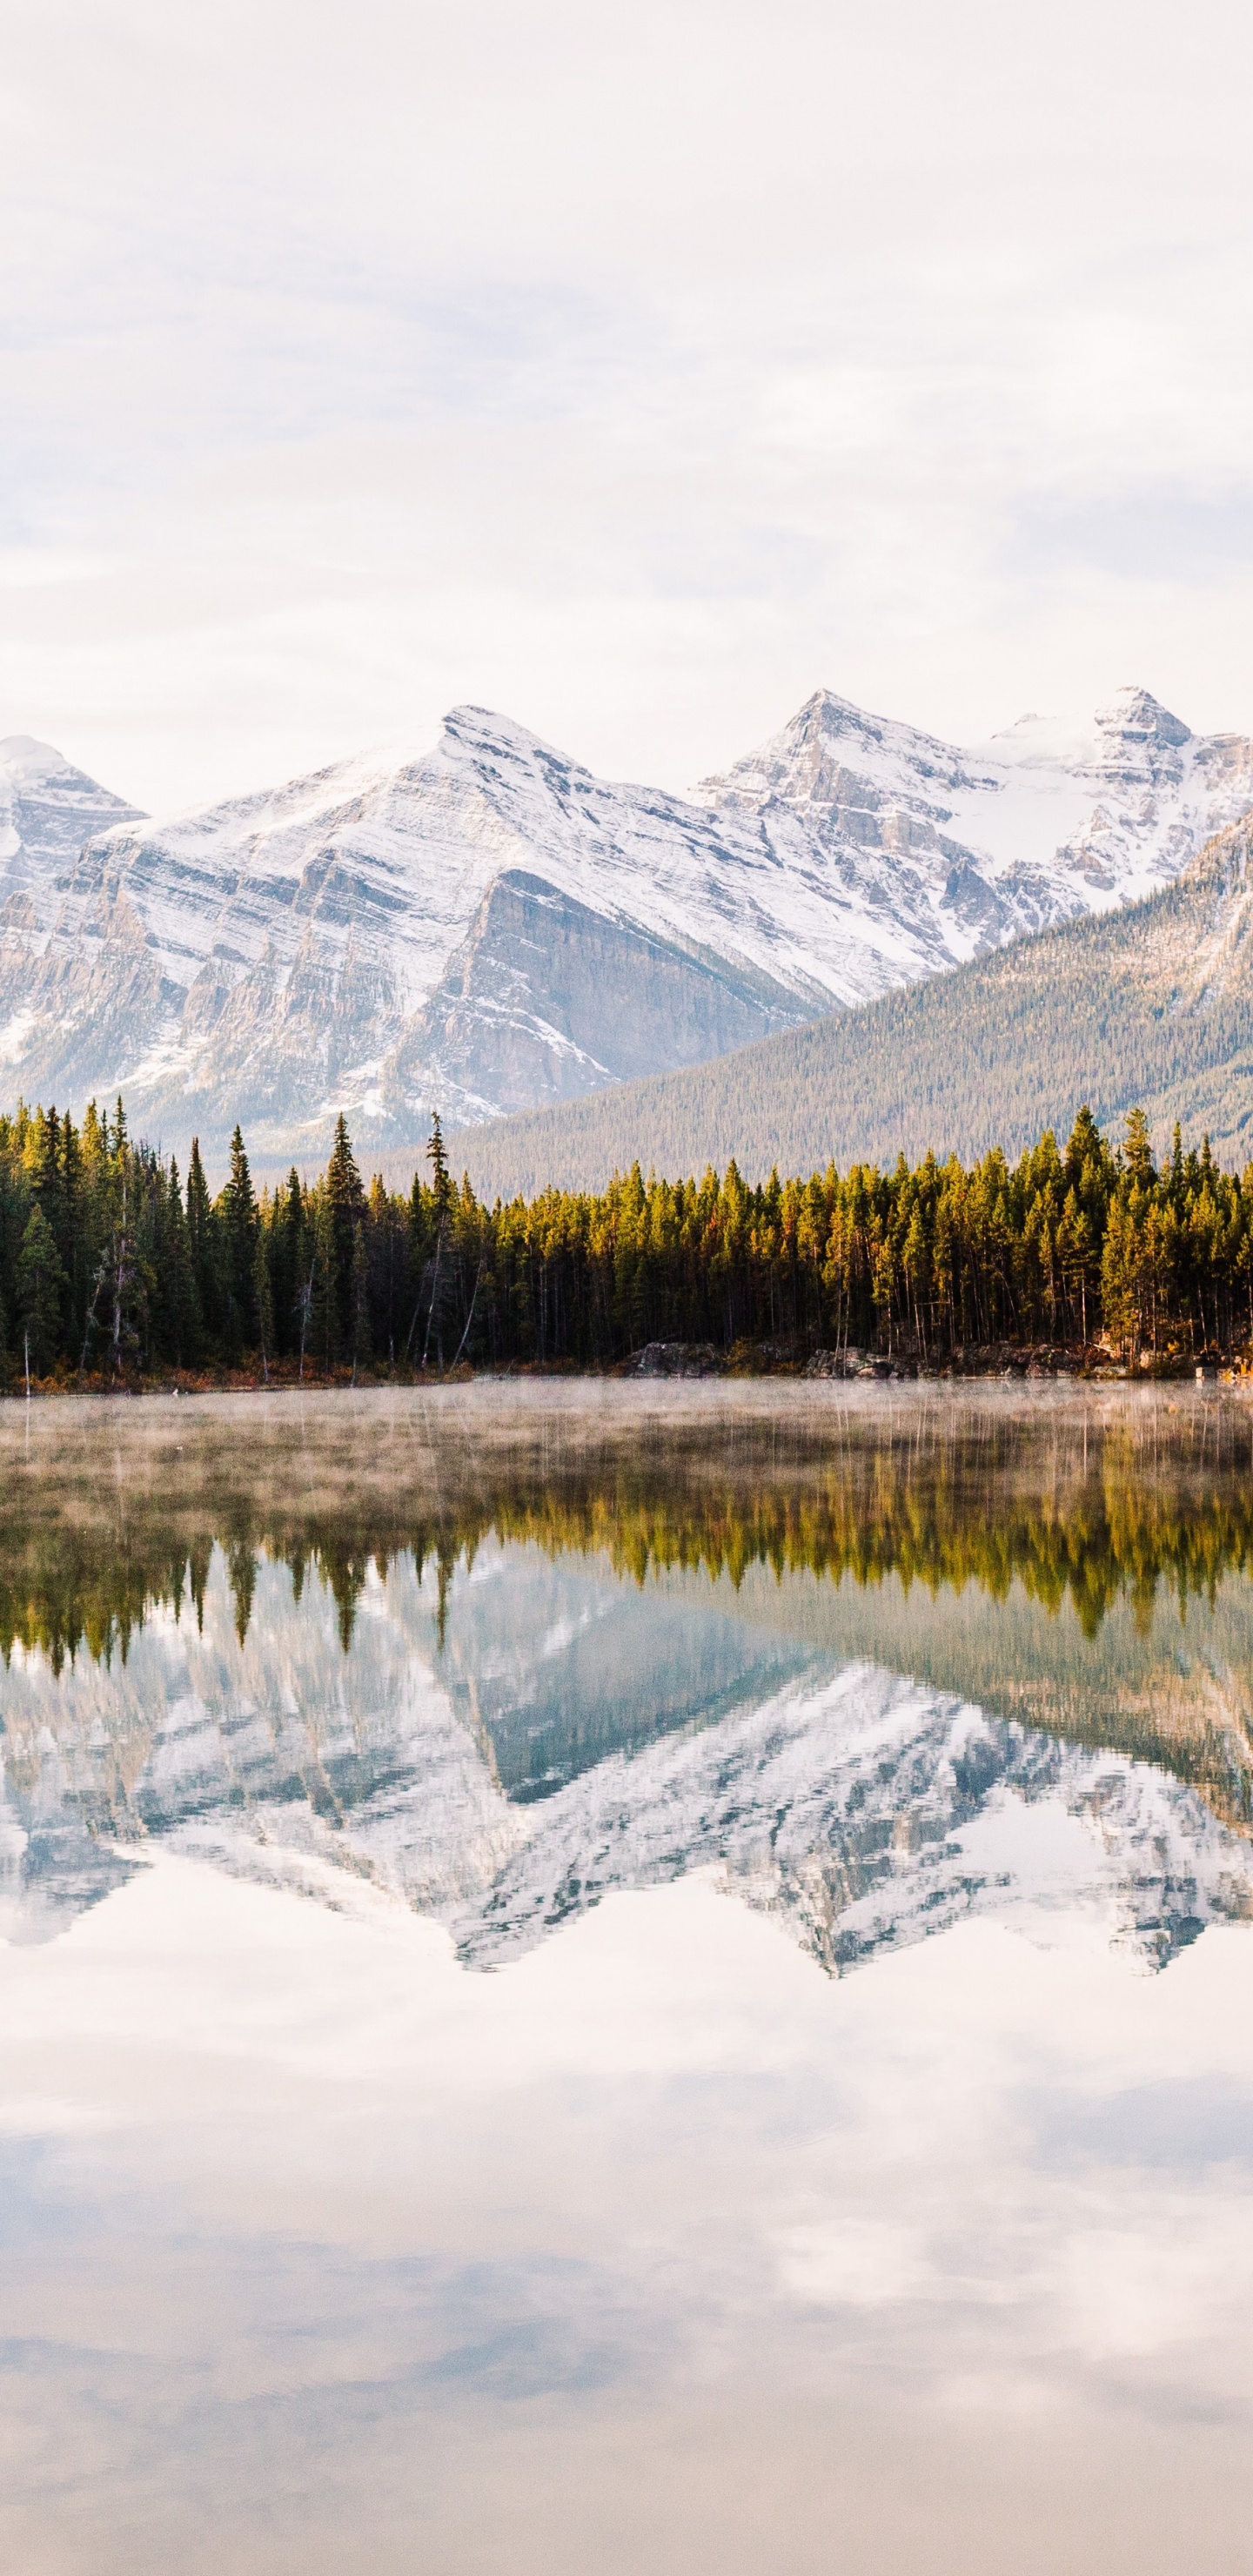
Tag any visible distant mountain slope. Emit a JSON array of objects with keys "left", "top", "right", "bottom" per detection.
[
  {"left": 0, "top": 733, "right": 144, "bottom": 918},
  {"left": 446, "top": 812, "right": 1253, "bottom": 1193},
  {"left": 2, "top": 687, "right": 1252, "bottom": 1164}
]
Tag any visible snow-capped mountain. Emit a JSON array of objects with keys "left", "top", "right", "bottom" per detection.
[
  {"left": 0, "top": 735, "right": 144, "bottom": 1083},
  {"left": 1, "top": 688, "right": 1250, "bottom": 1162},
  {"left": 1, "top": 1544, "right": 1248, "bottom": 1974},
  {"left": 0, "top": 735, "right": 144, "bottom": 890}
]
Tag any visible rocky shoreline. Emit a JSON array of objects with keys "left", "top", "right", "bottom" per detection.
[{"left": 627, "top": 1338, "right": 1241, "bottom": 1384}]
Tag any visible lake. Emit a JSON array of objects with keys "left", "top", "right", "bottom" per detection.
[{"left": 2, "top": 1382, "right": 1252, "bottom": 2574}]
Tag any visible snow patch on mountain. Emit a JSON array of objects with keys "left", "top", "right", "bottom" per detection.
[
  {"left": 0, "top": 686, "right": 1250, "bottom": 1160},
  {"left": 0, "top": 735, "right": 144, "bottom": 912}
]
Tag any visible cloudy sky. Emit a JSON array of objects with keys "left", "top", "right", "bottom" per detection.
[{"left": 3, "top": 0, "right": 1252, "bottom": 809}]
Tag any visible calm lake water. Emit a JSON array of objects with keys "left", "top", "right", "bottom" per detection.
[{"left": 2, "top": 1382, "right": 1253, "bottom": 2574}]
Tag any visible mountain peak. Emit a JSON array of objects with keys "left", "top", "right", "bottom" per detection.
[
  {"left": 441, "top": 702, "right": 528, "bottom": 740},
  {"left": 0, "top": 735, "right": 144, "bottom": 821},
  {"left": 779, "top": 686, "right": 951, "bottom": 756},
  {"left": 788, "top": 687, "right": 878, "bottom": 735},
  {"left": 0, "top": 735, "right": 76, "bottom": 784},
  {"left": 1094, "top": 686, "right": 1191, "bottom": 749},
  {"left": 703, "top": 685, "right": 984, "bottom": 815},
  {"left": 440, "top": 703, "right": 573, "bottom": 761}
]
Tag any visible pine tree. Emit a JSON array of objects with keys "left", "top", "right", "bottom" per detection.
[
  {"left": 30, "top": 1105, "right": 67, "bottom": 1291},
  {"left": 325, "top": 1112, "right": 365, "bottom": 1345},
  {"left": 271, "top": 1169, "right": 305, "bottom": 1359},
  {"left": 59, "top": 1112, "right": 87, "bottom": 1355},
  {"left": 253, "top": 1222, "right": 274, "bottom": 1383},
  {"left": 78, "top": 1146, "right": 146, "bottom": 1383},
  {"left": 0, "top": 1151, "right": 30, "bottom": 1360},
  {"left": 186, "top": 1140, "right": 220, "bottom": 1346},
  {"left": 421, "top": 1192, "right": 459, "bottom": 1370},
  {"left": 308, "top": 1191, "right": 337, "bottom": 1374},
  {"left": 16, "top": 1204, "right": 66, "bottom": 1377},
  {"left": 297, "top": 1248, "right": 315, "bottom": 1381},
  {"left": 350, "top": 1223, "right": 370, "bottom": 1381},
  {"left": 427, "top": 1110, "right": 452, "bottom": 1218},
  {"left": 218, "top": 1125, "right": 258, "bottom": 1355},
  {"left": 1122, "top": 1105, "right": 1155, "bottom": 1183},
  {"left": 158, "top": 1158, "right": 201, "bottom": 1366},
  {"left": 366, "top": 1171, "right": 402, "bottom": 1363}
]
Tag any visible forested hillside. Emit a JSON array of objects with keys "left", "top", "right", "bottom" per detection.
[
  {"left": 446, "top": 812, "right": 1253, "bottom": 1198},
  {"left": 1, "top": 1092, "right": 1250, "bottom": 1385}
]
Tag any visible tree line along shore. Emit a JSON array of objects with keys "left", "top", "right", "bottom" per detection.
[{"left": 0, "top": 1096, "right": 1250, "bottom": 1389}]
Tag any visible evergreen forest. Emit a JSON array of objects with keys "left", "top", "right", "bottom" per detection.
[{"left": 0, "top": 1094, "right": 1252, "bottom": 1383}]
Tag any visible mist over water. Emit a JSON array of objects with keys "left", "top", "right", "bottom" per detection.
[{"left": 3, "top": 1384, "right": 1253, "bottom": 2572}]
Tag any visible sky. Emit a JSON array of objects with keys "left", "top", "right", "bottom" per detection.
[{"left": 2, "top": 0, "right": 1252, "bottom": 813}]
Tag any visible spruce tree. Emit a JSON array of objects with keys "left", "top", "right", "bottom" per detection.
[
  {"left": 218, "top": 1126, "right": 258, "bottom": 1353},
  {"left": 253, "top": 1222, "right": 274, "bottom": 1383},
  {"left": 350, "top": 1223, "right": 370, "bottom": 1380},
  {"left": 16, "top": 1204, "right": 66, "bottom": 1376},
  {"left": 325, "top": 1113, "right": 365, "bottom": 1346},
  {"left": 186, "top": 1140, "right": 220, "bottom": 1349},
  {"left": 271, "top": 1174, "right": 303, "bottom": 1370},
  {"left": 59, "top": 1112, "right": 86, "bottom": 1354},
  {"left": 426, "top": 1110, "right": 452, "bottom": 1219},
  {"left": 1122, "top": 1106, "right": 1155, "bottom": 1183},
  {"left": 0, "top": 1154, "right": 30, "bottom": 1357},
  {"left": 160, "top": 1158, "right": 200, "bottom": 1367},
  {"left": 308, "top": 1191, "right": 337, "bottom": 1373},
  {"left": 31, "top": 1106, "right": 67, "bottom": 1275},
  {"left": 367, "top": 1171, "right": 400, "bottom": 1363}
]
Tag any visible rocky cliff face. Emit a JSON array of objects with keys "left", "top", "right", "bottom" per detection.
[
  {"left": 397, "top": 869, "right": 807, "bottom": 1115},
  {"left": 2, "top": 688, "right": 1250, "bottom": 1163}
]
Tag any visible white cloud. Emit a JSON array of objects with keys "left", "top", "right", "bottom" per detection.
[{"left": 2, "top": 0, "right": 1252, "bottom": 808}]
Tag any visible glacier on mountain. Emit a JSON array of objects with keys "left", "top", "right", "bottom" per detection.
[{"left": 1, "top": 686, "right": 1251, "bottom": 1162}]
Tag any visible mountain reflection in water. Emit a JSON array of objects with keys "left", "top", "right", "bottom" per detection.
[{"left": 2, "top": 1384, "right": 1252, "bottom": 1967}]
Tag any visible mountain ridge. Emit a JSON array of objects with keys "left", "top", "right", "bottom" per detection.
[
  {"left": 445, "top": 808, "right": 1253, "bottom": 1195},
  {"left": 3, "top": 687, "right": 1253, "bottom": 1164}
]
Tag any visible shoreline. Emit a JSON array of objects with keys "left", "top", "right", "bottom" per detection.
[{"left": 0, "top": 1339, "right": 1247, "bottom": 1400}]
